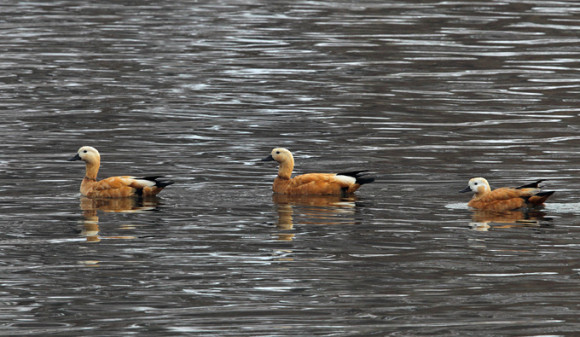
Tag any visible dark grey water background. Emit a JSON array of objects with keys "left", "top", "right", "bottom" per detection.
[{"left": 2, "top": 0, "right": 580, "bottom": 336}]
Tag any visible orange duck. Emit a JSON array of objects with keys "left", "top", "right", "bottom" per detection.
[
  {"left": 68, "top": 146, "right": 174, "bottom": 198},
  {"left": 459, "top": 177, "right": 554, "bottom": 211},
  {"left": 262, "top": 148, "right": 374, "bottom": 196}
]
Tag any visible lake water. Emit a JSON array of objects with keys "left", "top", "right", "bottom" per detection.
[{"left": 2, "top": 0, "right": 580, "bottom": 336}]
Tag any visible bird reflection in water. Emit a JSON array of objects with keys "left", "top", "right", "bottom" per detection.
[
  {"left": 79, "top": 196, "right": 158, "bottom": 242},
  {"left": 467, "top": 208, "right": 551, "bottom": 231},
  {"left": 272, "top": 194, "right": 359, "bottom": 240}
]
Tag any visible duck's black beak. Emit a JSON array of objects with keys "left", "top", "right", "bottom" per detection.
[
  {"left": 459, "top": 186, "right": 471, "bottom": 193},
  {"left": 68, "top": 153, "right": 81, "bottom": 161},
  {"left": 261, "top": 154, "right": 274, "bottom": 162}
]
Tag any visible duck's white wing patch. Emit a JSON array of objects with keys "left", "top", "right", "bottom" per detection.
[
  {"left": 334, "top": 174, "right": 356, "bottom": 185},
  {"left": 119, "top": 177, "right": 156, "bottom": 188},
  {"left": 132, "top": 179, "right": 156, "bottom": 187}
]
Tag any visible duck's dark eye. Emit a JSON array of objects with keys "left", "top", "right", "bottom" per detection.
[
  {"left": 474, "top": 182, "right": 478, "bottom": 185},
  {"left": 83, "top": 150, "right": 88, "bottom": 153},
  {"left": 276, "top": 151, "right": 280, "bottom": 154}
]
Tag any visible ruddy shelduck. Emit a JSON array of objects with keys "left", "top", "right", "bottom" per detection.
[
  {"left": 262, "top": 148, "right": 374, "bottom": 196},
  {"left": 459, "top": 177, "right": 554, "bottom": 211},
  {"left": 68, "top": 146, "right": 174, "bottom": 198}
]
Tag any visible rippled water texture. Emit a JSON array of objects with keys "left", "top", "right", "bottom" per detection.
[{"left": 2, "top": 1, "right": 580, "bottom": 336}]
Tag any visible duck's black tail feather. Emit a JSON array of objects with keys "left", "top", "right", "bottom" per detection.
[
  {"left": 155, "top": 180, "right": 175, "bottom": 188},
  {"left": 523, "top": 191, "right": 555, "bottom": 206},
  {"left": 142, "top": 176, "right": 175, "bottom": 188},
  {"left": 338, "top": 170, "right": 375, "bottom": 185}
]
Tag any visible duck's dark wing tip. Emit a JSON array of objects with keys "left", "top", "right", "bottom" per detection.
[
  {"left": 337, "top": 170, "right": 375, "bottom": 185},
  {"left": 140, "top": 176, "right": 175, "bottom": 188},
  {"left": 516, "top": 179, "right": 547, "bottom": 189}
]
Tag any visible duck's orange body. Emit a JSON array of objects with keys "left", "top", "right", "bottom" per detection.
[
  {"left": 262, "top": 148, "right": 374, "bottom": 196},
  {"left": 68, "top": 146, "right": 173, "bottom": 198},
  {"left": 460, "top": 177, "right": 554, "bottom": 211},
  {"left": 271, "top": 173, "right": 366, "bottom": 195}
]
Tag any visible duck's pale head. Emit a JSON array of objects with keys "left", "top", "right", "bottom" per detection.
[
  {"left": 262, "top": 147, "right": 293, "bottom": 164},
  {"left": 68, "top": 146, "right": 100, "bottom": 163},
  {"left": 460, "top": 177, "right": 490, "bottom": 194}
]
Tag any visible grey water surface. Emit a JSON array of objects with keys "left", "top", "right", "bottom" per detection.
[{"left": 2, "top": 0, "right": 580, "bottom": 336}]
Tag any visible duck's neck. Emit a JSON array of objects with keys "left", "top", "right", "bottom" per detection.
[
  {"left": 277, "top": 158, "right": 294, "bottom": 180},
  {"left": 475, "top": 183, "right": 490, "bottom": 197},
  {"left": 84, "top": 159, "right": 99, "bottom": 181}
]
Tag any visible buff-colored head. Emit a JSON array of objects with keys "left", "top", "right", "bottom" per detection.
[
  {"left": 262, "top": 148, "right": 294, "bottom": 164},
  {"left": 68, "top": 146, "right": 100, "bottom": 164},
  {"left": 459, "top": 177, "right": 491, "bottom": 195}
]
